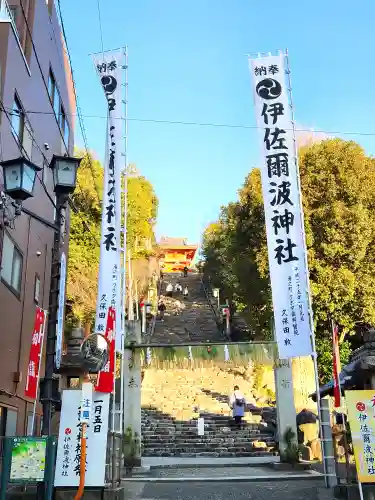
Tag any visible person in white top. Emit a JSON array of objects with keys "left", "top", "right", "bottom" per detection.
[
  {"left": 229, "top": 385, "right": 246, "bottom": 429},
  {"left": 166, "top": 282, "right": 173, "bottom": 297}
]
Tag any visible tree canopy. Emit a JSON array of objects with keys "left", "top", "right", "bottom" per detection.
[
  {"left": 66, "top": 153, "right": 158, "bottom": 328},
  {"left": 202, "top": 139, "right": 375, "bottom": 381}
]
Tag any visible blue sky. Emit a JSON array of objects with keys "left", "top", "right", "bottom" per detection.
[{"left": 62, "top": 0, "right": 375, "bottom": 244}]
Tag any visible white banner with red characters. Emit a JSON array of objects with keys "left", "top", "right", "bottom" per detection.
[
  {"left": 95, "top": 307, "right": 115, "bottom": 393},
  {"left": 25, "top": 307, "right": 46, "bottom": 399}
]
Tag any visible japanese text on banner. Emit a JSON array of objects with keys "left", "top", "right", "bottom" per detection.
[
  {"left": 250, "top": 53, "right": 312, "bottom": 358},
  {"left": 92, "top": 51, "right": 123, "bottom": 351},
  {"left": 25, "top": 308, "right": 46, "bottom": 399}
]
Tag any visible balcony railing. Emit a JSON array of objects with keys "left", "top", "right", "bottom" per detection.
[{"left": 0, "top": 0, "right": 31, "bottom": 75}]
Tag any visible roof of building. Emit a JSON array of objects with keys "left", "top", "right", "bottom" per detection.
[{"left": 159, "top": 237, "right": 198, "bottom": 250}]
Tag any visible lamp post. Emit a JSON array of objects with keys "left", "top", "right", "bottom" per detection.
[{"left": 1, "top": 154, "right": 81, "bottom": 436}]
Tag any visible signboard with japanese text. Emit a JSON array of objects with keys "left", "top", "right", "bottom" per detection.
[
  {"left": 249, "top": 52, "right": 312, "bottom": 358},
  {"left": 55, "top": 252, "right": 66, "bottom": 369},
  {"left": 54, "top": 390, "right": 110, "bottom": 487},
  {"left": 95, "top": 307, "right": 115, "bottom": 393},
  {"left": 25, "top": 308, "right": 46, "bottom": 399},
  {"left": 346, "top": 391, "right": 375, "bottom": 482},
  {"left": 92, "top": 49, "right": 124, "bottom": 351}
]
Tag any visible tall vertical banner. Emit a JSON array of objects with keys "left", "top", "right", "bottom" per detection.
[
  {"left": 249, "top": 53, "right": 312, "bottom": 358},
  {"left": 25, "top": 307, "right": 46, "bottom": 399},
  {"left": 93, "top": 50, "right": 123, "bottom": 351}
]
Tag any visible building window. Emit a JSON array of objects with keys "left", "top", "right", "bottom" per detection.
[
  {"left": 0, "top": 407, "right": 18, "bottom": 437},
  {"left": 9, "top": 6, "right": 17, "bottom": 23},
  {"left": 23, "top": 118, "right": 33, "bottom": 159},
  {"left": 48, "top": 70, "right": 54, "bottom": 100},
  {"left": 59, "top": 106, "right": 70, "bottom": 148},
  {"left": 11, "top": 95, "right": 24, "bottom": 142},
  {"left": 48, "top": 70, "right": 60, "bottom": 118},
  {"left": 46, "top": 0, "right": 53, "bottom": 16},
  {"left": 34, "top": 274, "right": 40, "bottom": 303},
  {"left": 1, "top": 232, "right": 23, "bottom": 296}
]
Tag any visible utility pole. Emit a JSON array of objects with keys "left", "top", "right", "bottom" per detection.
[{"left": 40, "top": 193, "right": 68, "bottom": 436}]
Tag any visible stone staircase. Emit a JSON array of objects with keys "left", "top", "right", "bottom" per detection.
[
  {"left": 141, "top": 410, "right": 277, "bottom": 458},
  {"left": 141, "top": 272, "right": 278, "bottom": 459},
  {"left": 151, "top": 273, "right": 222, "bottom": 344},
  {"left": 141, "top": 366, "right": 278, "bottom": 458}
]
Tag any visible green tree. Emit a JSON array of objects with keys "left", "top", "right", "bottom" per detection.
[
  {"left": 66, "top": 155, "right": 159, "bottom": 331},
  {"left": 125, "top": 171, "right": 158, "bottom": 255},
  {"left": 202, "top": 139, "right": 375, "bottom": 378},
  {"left": 66, "top": 151, "right": 103, "bottom": 329}
]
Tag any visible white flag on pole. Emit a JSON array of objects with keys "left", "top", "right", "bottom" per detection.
[
  {"left": 92, "top": 50, "right": 123, "bottom": 351},
  {"left": 249, "top": 52, "right": 313, "bottom": 359}
]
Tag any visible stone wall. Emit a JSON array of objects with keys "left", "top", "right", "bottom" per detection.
[{"left": 141, "top": 356, "right": 317, "bottom": 421}]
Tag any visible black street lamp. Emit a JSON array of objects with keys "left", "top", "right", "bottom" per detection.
[
  {"left": 1, "top": 157, "right": 42, "bottom": 200},
  {"left": 1, "top": 153, "right": 82, "bottom": 437}
]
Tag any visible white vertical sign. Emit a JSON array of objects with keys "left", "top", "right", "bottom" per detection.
[
  {"left": 93, "top": 50, "right": 123, "bottom": 351},
  {"left": 54, "top": 390, "right": 110, "bottom": 487},
  {"left": 249, "top": 53, "right": 312, "bottom": 359},
  {"left": 55, "top": 252, "right": 66, "bottom": 369}
]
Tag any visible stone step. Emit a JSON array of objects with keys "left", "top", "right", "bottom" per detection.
[
  {"left": 142, "top": 431, "right": 269, "bottom": 438},
  {"left": 142, "top": 428, "right": 271, "bottom": 435},
  {"left": 141, "top": 425, "right": 268, "bottom": 433},
  {"left": 142, "top": 420, "right": 262, "bottom": 424},
  {"left": 143, "top": 451, "right": 276, "bottom": 458},
  {"left": 142, "top": 441, "right": 276, "bottom": 450}
]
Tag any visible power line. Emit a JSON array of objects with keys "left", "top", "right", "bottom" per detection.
[
  {"left": 14, "top": 1, "right": 101, "bottom": 244},
  {"left": 18, "top": 1, "right": 101, "bottom": 207},
  {"left": 0, "top": 101, "right": 100, "bottom": 247},
  {"left": 55, "top": 0, "right": 102, "bottom": 204},
  {"left": 3, "top": 105, "right": 375, "bottom": 138}
]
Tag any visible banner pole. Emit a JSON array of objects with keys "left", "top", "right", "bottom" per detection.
[
  {"left": 284, "top": 48, "right": 327, "bottom": 484},
  {"left": 120, "top": 45, "right": 129, "bottom": 435},
  {"left": 358, "top": 480, "right": 365, "bottom": 500},
  {"left": 31, "top": 309, "right": 47, "bottom": 435}
]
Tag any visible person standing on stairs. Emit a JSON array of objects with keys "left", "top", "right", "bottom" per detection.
[
  {"left": 158, "top": 300, "right": 166, "bottom": 321},
  {"left": 166, "top": 282, "right": 173, "bottom": 297},
  {"left": 183, "top": 285, "right": 189, "bottom": 299},
  {"left": 229, "top": 385, "right": 246, "bottom": 429}
]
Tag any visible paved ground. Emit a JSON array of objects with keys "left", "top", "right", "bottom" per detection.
[
  {"left": 142, "top": 466, "right": 321, "bottom": 478},
  {"left": 122, "top": 479, "right": 330, "bottom": 500}
]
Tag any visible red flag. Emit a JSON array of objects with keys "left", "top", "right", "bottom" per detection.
[
  {"left": 332, "top": 321, "right": 342, "bottom": 408},
  {"left": 95, "top": 307, "right": 115, "bottom": 393},
  {"left": 25, "top": 307, "right": 46, "bottom": 399}
]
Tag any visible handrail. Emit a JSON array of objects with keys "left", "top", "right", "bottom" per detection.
[{"left": 199, "top": 274, "right": 231, "bottom": 340}]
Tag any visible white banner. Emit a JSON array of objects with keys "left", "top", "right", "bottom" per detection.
[
  {"left": 54, "top": 390, "right": 110, "bottom": 487},
  {"left": 249, "top": 53, "right": 313, "bottom": 359},
  {"left": 93, "top": 50, "right": 123, "bottom": 351},
  {"left": 55, "top": 252, "right": 66, "bottom": 369}
]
